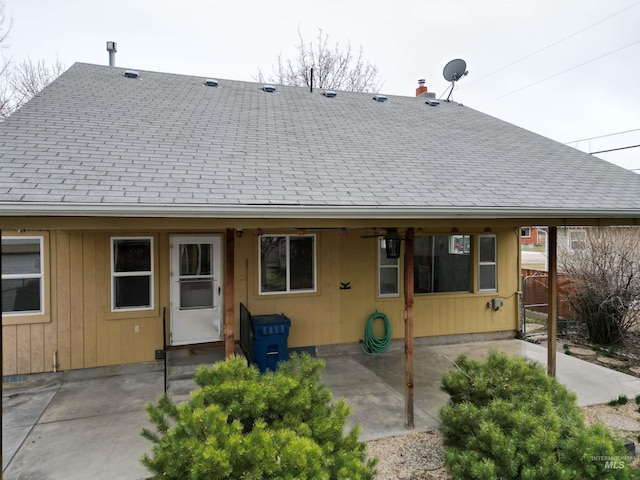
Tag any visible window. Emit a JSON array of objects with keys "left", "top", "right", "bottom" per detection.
[
  {"left": 111, "top": 237, "right": 153, "bottom": 310},
  {"left": 478, "top": 235, "right": 497, "bottom": 291},
  {"left": 378, "top": 238, "right": 400, "bottom": 297},
  {"left": 414, "top": 235, "right": 471, "bottom": 294},
  {"left": 568, "top": 228, "right": 586, "bottom": 251},
  {"left": 2, "top": 236, "right": 44, "bottom": 314},
  {"left": 521, "top": 227, "right": 531, "bottom": 238},
  {"left": 259, "top": 235, "right": 316, "bottom": 294}
]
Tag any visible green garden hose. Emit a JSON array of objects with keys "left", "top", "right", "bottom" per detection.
[{"left": 359, "top": 312, "right": 392, "bottom": 356}]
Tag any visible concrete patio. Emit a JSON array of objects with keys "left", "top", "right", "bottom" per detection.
[{"left": 4, "top": 339, "right": 640, "bottom": 479}]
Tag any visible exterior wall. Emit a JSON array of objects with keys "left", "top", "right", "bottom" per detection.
[
  {"left": 237, "top": 228, "right": 520, "bottom": 349},
  {"left": 2, "top": 231, "right": 164, "bottom": 375},
  {"left": 2, "top": 221, "right": 521, "bottom": 375}
]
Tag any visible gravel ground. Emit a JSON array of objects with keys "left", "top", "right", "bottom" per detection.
[
  {"left": 367, "top": 430, "right": 450, "bottom": 480},
  {"left": 366, "top": 402, "right": 640, "bottom": 479}
]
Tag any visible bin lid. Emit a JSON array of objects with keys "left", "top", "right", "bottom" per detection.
[{"left": 251, "top": 314, "right": 291, "bottom": 327}]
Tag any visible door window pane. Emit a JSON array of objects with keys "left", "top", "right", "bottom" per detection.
[
  {"left": 180, "top": 279, "right": 214, "bottom": 309},
  {"left": 180, "top": 244, "right": 212, "bottom": 276}
]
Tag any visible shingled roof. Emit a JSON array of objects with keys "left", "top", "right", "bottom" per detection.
[{"left": 1, "top": 62, "right": 639, "bottom": 219}]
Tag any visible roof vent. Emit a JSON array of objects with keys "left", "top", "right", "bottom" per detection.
[
  {"left": 262, "top": 85, "right": 276, "bottom": 93},
  {"left": 373, "top": 95, "right": 388, "bottom": 102},
  {"left": 323, "top": 90, "right": 337, "bottom": 98},
  {"left": 124, "top": 70, "right": 139, "bottom": 79},
  {"left": 205, "top": 79, "right": 219, "bottom": 87},
  {"left": 425, "top": 99, "right": 440, "bottom": 106}
]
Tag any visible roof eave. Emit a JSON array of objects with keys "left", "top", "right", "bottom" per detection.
[{"left": 0, "top": 203, "right": 639, "bottom": 220}]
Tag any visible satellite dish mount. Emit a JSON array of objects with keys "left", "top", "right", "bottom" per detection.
[{"left": 442, "top": 58, "right": 468, "bottom": 102}]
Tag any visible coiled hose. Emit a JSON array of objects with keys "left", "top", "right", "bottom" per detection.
[{"left": 360, "top": 312, "right": 392, "bottom": 356}]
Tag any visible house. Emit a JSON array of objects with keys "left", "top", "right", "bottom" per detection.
[
  {"left": 2, "top": 63, "right": 640, "bottom": 377},
  {"left": 520, "top": 226, "right": 546, "bottom": 248}
]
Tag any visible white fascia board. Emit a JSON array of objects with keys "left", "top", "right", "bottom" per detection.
[{"left": 1, "top": 203, "right": 640, "bottom": 220}]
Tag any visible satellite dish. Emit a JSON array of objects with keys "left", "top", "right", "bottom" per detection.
[{"left": 442, "top": 58, "right": 468, "bottom": 102}]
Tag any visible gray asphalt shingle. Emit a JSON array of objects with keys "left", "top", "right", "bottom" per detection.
[{"left": 1, "top": 62, "right": 639, "bottom": 218}]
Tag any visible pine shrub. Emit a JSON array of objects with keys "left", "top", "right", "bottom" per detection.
[
  {"left": 141, "top": 353, "right": 376, "bottom": 479},
  {"left": 440, "top": 350, "right": 630, "bottom": 479}
]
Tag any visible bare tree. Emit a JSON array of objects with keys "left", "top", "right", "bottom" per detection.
[
  {"left": 0, "top": 1, "right": 64, "bottom": 118},
  {"left": 258, "top": 29, "right": 381, "bottom": 93},
  {"left": 0, "top": 0, "right": 12, "bottom": 117},
  {"left": 9, "top": 58, "right": 65, "bottom": 110},
  {"left": 561, "top": 226, "right": 640, "bottom": 345}
]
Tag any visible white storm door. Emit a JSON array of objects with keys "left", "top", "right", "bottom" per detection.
[{"left": 170, "top": 235, "right": 222, "bottom": 346}]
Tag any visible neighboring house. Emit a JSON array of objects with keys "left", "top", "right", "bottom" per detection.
[
  {"left": 2, "top": 63, "right": 640, "bottom": 376},
  {"left": 520, "top": 226, "right": 546, "bottom": 248}
]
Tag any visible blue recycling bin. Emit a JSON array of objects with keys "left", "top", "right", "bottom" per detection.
[{"left": 251, "top": 314, "right": 291, "bottom": 373}]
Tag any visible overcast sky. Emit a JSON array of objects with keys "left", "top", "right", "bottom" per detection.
[{"left": 4, "top": 0, "right": 640, "bottom": 172}]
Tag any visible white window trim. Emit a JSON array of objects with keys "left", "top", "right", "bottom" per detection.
[
  {"left": 521, "top": 227, "right": 531, "bottom": 238},
  {"left": 378, "top": 238, "right": 400, "bottom": 298},
  {"left": 258, "top": 234, "right": 317, "bottom": 295},
  {"left": 1, "top": 236, "right": 45, "bottom": 316},
  {"left": 111, "top": 236, "right": 154, "bottom": 312},
  {"left": 478, "top": 234, "right": 497, "bottom": 292}
]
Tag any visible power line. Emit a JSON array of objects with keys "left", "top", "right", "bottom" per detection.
[
  {"left": 480, "top": 38, "right": 640, "bottom": 105},
  {"left": 564, "top": 128, "right": 640, "bottom": 144},
  {"left": 463, "top": 1, "right": 640, "bottom": 89},
  {"left": 590, "top": 144, "right": 640, "bottom": 155}
]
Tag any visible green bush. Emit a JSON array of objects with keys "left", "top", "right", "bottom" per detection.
[
  {"left": 440, "top": 350, "right": 630, "bottom": 479},
  {"left": 141, "top": 354, "right": 377, "bottom": 479}
]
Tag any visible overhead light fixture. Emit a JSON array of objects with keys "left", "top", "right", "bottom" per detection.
[
  {"left": 339, "top": 228, "right": 348, "bottom": 236},
  {"left": 484, "top": 227, "right": 493, "bottom": 233},
  {"left": 254, "top": 228, "right": 264, "bottom": 237},
  {"left": 236, "top": 229, "right": 243, "bottom": 238},
  {"left": 384, "top": 228, "right": 402, "bottom": 259},
  {"left": 451, "top": 227, "right": 459, "bottom": 234}
]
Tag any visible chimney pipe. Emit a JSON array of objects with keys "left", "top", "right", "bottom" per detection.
[
  {"left": 416, "top": 79, "right": 428, "bottom": 97},
  {"left": 106, "top": 41, "right": 117, "bottom": 67}
]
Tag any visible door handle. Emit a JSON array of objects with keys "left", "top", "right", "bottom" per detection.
[{"left": 218, "top": 286, "right": 221, "bottom": 295}]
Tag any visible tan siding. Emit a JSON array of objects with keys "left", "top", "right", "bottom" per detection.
[
  {"left": 30, "top": 323, "right": 45, "bottom": 373},
  {"left": 3, "top": 325, "right": 17, "bottom": 375},
  {"left": 83, "top": 234, "right": 98, "bottom": 368},
  {"left": 56, "top": 233, "right": 71, "bottom": 371},
  {"left": 69, "top": 233, "right": 84, "bottom": 369},
  {"left": 95, "top": 234, "right": 108, "bottom": 366},
  {"left": 16, "top": 324, "right": 31, "bottom": 373},
  {"left": 44, "top": 232, "right": 59, "bottom": 373}
]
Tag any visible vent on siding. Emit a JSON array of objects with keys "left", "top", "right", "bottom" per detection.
[
  {"left": 124, "top": 70, "right": 139, "bottom": 79},
  {"left": 262, "top": 85, "right": 276, "bottom": 93},
  {"left": 323, "top": 90, "right": 337, "bottom": 98},
  {"left": 373, "top": 95, "right": 388, "bottom": 102},
  {"left": 205, "top": 79, "right": 219, "bottom": 87}
]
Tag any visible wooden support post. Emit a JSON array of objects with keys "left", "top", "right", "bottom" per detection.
[
  {"left": 404, "top": 227, "right": 415, "bottom": 429},
  {"left": 224, "top": 229, "right": 235, "bottom": 358},
  {"left": 547, "top": 226, "right": 558, "bottom": 377}
]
